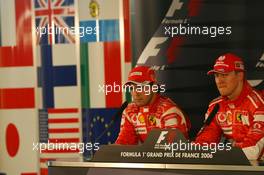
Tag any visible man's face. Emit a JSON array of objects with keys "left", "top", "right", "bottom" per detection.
[
  {"left": 130, "top": 84, "right": 154, "bottom": 107},
  {"left": 214, "top": 71, "right": 243, "bottom": 99}
]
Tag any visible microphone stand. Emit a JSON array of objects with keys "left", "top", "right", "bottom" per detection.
[{"left": 85, "top": 101, "right": 128, "bottom": 160}]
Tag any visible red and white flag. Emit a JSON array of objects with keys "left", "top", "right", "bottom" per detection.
[{"left": 0, "top": 0, "right": 38, "bottom": 175}]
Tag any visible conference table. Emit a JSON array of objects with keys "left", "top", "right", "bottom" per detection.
[
  {"left": 48, "top": 158, "right": 264, "bottom": 175},
  {"left": 48, "top": 129, "right": 264, "bottom": 175}
]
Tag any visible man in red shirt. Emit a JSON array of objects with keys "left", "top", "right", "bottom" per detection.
[
  {"left": 195, "top": 53, "right": 264, "bottom": 160},
  {"left": 115, "top": 66, "right": 189, "bottom": 145}
]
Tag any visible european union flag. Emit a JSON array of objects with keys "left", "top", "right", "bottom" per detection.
[{"left": 83, "top": 108, "right": 121, "bottom": 157}]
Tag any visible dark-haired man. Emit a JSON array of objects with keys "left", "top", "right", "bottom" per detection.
[{"left": 115, "top": 66, "right": 190, "bottom": 145}]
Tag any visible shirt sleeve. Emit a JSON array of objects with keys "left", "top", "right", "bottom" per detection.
[
  {"left": 115, "top": 111, "right": 138, "bottom": 145},
  {"left": 236, "top": 107, "right": 264, "bottom": 160},
  {"left": 160, "top": 106, "right": 189, "bottom": 139}
]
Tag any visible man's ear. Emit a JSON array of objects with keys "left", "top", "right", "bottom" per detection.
[{"left": 238, "top": 71, "right": 244, "bottom": 81}]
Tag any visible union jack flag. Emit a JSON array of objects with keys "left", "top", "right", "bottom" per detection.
[{"left": 34, "top": 0, "right": 75, "bottom": 45}]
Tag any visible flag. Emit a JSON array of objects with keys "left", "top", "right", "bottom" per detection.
[
  {"left": 0, "top": 0, "right": 33, "bottom": 67},
  {"left": 0, "top": 0, "right": 16, "bottom": 46},
  {"left": 79, "top": 0, "right": 120, "bottom": 42},
  {"left": 39, "top": 108, "right": 81, "bottom": 175},
  {"left": 0, "top": 110, "right": 38, "bottom": 175},
  {"left": 82, "top": 108, "right": 121, "bottom": 157},
  {"left": 34, "top": 0, "right": 75, "bottom": 45},
  {"left": 0, "top": 0, "right": 38, "bottom": 175},
  {"left": 37, "top": 44, "right": 78, "bottom": 108},
  {"left": 0, "top": 0, "right": 1, "bottom": 46},
  {"left": 80, "top": 41, "right": 123, "bottom": 108},
  {"left": 79, "top": 0, "right": 122, "bottom": 108},
  {"left": 80, "top": 19, "right": 119, "bottom": 42},
  {"left": 122, "top": 0, "right": 132, "bottom": 100},
  {"left": 37, "top": 43, "right": 82, "bottom": 175},
  {"left": 79, "top": 0, "right": 132, "bottom": 155},
  {"left": 79, "top": 0, "right": 132, "bottom": 108}
]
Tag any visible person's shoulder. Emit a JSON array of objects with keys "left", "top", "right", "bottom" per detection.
[
  {"left": 158, "top": 96, "right": 187, "bottom": 119},
  {"left": 125, "top": 102, "right": 139, "bottom": 115},
  {"left": 246, "top": 89, "right": 264, "bottom": 109},
  {"left": 157, "top": 95, "right": 184, "bottom": 113},
  {"left": 261, "top": 89, "right": 264, "bottom": 97},
  {"left": 208, "top": 96, "right": 224, "bottom": 107},
  {"left": 159, "top": 95, "right": 176, "bottom": 107}
]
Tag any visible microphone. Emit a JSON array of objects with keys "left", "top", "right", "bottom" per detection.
[
  {"left": 94, "top": 101, "right": 128, "bottom": 144},
  {"left": 194, "top": 103, "right": 220, "bottom": 139},
  {"left": 85, "top": 101, "right": 128, "bottom": 160},
  {"left": 110, "top": 101, "right": 129, "bottom": 123},
  {"left": 204, "top": 103, "right": 219, "bottom": 126}
]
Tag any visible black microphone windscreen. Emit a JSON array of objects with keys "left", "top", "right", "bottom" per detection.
[
  {"left": 205, "top": 103, "right": 219, "bottom": 125},
  {"left": 94, "top": 101, "right": 129, "bottom": 144},
  {"left": 112, "top": 101, "right": 128, "bottom": 121},
  {"left": 120, "top": 101, "right": 128, "bottom": 111}
]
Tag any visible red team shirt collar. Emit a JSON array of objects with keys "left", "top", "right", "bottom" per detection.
[
  {"left": 223, "top": 81, "right": 252, "bottom": 108},
  {"left": 139, "top": 94, "right": 161, "bottom": 113}
]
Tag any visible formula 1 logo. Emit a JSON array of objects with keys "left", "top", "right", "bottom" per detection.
[
  {"left": 155, "top": 130, "right": 177, "bottom": 150},
  {"left": 137, "top": 0, "right": 185, "bottom": 64},
  {"left": 156, "top": 131, "right": 168, "bottom": 144},
  {"left": 248, "top": 53, "right": 264, "bottom": 88},
  {"left": 165, "top": 0, "right": 184, "bottom": 17},
  {"left": 137, "top": 0, "right": 203, "bottom": 64},
  {"left": 256, "top": 53, "right": 264, "bottom": 68}
]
